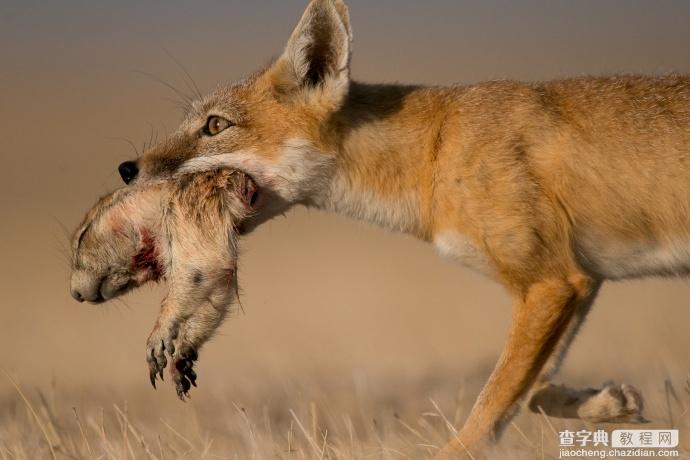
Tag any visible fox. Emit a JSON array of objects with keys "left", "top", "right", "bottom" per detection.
[
  {"left": 102, "top": 0, "right": 690, "bottom": 456},
  {"left": 70, "top": 169, "right": 256, "bottom": 399}
]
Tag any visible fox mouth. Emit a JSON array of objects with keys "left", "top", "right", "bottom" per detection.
[{"left": 240, "top": 172, "right": 259, "bottom": 208}]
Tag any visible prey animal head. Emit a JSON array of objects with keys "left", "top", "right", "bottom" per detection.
[{"left": 70, "top": 170, "right": 256, "bottom": 304}]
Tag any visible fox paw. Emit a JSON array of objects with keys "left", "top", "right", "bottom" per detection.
[{"left": 578, "top": 382, "right": 647, "bottom": 423}]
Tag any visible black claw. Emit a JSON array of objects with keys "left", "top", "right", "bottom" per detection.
[
  {"left": 155, "top": 352, "right": 167, "bottom": 378},
  {"left": 169, "top": 347, "right": 199, "bottom": 401},
  {"left": 173, "top": 366, "right": 192, "bottom": 401},
  {"left": 175, "top": 358, "right": 190, "bottom": 372},
  {"left": 149, "top": 371, "right": 157, "bottom": 389}
]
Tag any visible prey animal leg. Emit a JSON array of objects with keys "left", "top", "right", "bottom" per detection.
[{"left": 145, "top": 170, "right": 249, "bottom": 399}]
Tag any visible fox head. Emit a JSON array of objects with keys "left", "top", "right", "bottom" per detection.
[{"left": 122, "top": 0, "right": 352, "bottom": 231}]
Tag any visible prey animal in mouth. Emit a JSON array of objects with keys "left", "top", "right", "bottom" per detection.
[{"left": 70, "top": 169, "right": 256, "bottom": 399}]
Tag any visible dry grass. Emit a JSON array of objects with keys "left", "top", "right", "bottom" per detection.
[{"left": 3, "top": 367, "right": 690, "bottom": 459}]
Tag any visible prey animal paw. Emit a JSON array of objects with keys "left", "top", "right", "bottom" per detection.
[
  {"left": 146, "top": 321, "right": 179, "bottom": 388},
  {"left": 171, "top": 344, "right": 198, "bottom": 401}
]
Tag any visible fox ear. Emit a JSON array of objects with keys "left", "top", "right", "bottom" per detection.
[{"left": 269, "top": 0, "right": 352, "bottom": 104}]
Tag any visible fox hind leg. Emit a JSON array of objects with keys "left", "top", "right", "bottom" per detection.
[
  {"left": 526, "top": 279, "right": 646, "bottom": 424},
  {"left": 437, "top": 273, "right": 597, "bottom": 458}
]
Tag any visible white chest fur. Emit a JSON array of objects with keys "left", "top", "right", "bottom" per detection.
[
  {"left": 433, "top": 231, "right": 495, "bottom": 278},
  {"left": 321, "top": 174, "right": 421, "bottom": 234}
]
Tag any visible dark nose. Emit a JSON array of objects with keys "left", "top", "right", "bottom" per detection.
[
  {"left": 118, "top": 161, "right": 139, "bottom": 184},
  {"left": 71, "top": 288, "right": 84, "bottom": 303}
]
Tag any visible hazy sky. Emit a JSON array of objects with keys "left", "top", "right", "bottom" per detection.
[{"left": 4, "top": 0, "right": 690, "bottom": 85}]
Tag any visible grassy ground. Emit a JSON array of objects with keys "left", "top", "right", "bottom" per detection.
[{"left": 3, "top": 366, "right": 690, "bottom": 460}]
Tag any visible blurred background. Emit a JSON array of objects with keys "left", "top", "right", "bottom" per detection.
[{"left": 3, "top": 1, "right": 690, "bottom": 457}]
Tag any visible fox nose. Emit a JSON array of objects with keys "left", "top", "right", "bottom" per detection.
[{"left": 118, "top": 160, "right": 139, "bottom": 184}]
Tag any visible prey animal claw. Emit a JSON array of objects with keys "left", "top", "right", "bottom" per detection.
[
  {"left": 173, "top": 365, "right": 193, "bottom": 400},
  {"left": 147, "top": 325, "right": 177, "bottom": 390},
  {"left": 147, "top": 349, "right": 160, "bottom": 388},
  {"left": 171, "top": 346, "right": 199, "bottom": 400},
  {"left": 149, "top": 367, "right": 157, "bottom": 389}
]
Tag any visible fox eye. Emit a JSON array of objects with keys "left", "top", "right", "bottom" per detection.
[{"left": 204, "top": 116, "right": 233, "bottom": 136}]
